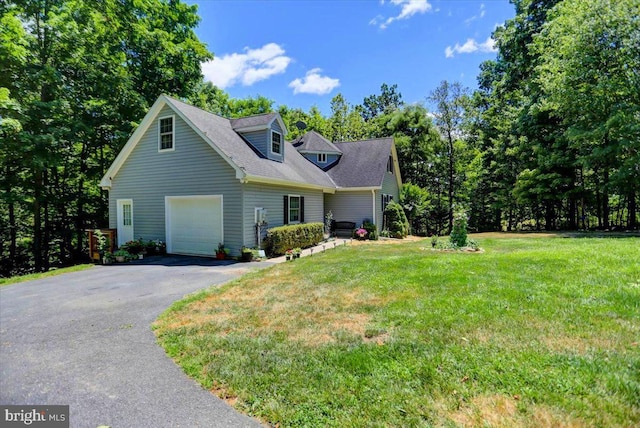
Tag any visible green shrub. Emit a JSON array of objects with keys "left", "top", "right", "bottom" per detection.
[
  {"left": 383, "top": 201, "right": 409, "bottom": 238},
  {"left": 266, "top": 223, "right": 324, "bottom": 256},
  {"left": 450, "top": 210, "right": 468, "bottom": 247},
  {"left": 362, "top": 221, "right": 378, "bottom": 240}
]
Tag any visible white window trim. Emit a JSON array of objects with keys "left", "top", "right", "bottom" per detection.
[
  {"left": 288, "top": 194, "right": 301, "bottom": 224},
  {"left": 387, "top": 155, "right": 393, "bottom": 173},
  {"left": 317, "top": 153, "right": 327, "bottom": 163},
  {"left": 158, "top": 115, "right": 175, "bottom": 152},
  {"left": 270, "top": 130, "right": 283, "bottom": 156}
]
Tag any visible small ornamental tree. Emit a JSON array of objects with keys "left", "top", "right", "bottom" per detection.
[
  {"left": 450, "top": 210, "right": 468, "bottom": 247},
  {"left": 384, "top": 201, "right": 410, "bottom": 238}
]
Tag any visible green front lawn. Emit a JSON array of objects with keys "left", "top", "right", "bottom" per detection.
[
  {"left": 154, "top": 237, "right": 640, "bottom": 427},
  {"left": 0, "top": 264, "right": 94, "bottom": 287}
]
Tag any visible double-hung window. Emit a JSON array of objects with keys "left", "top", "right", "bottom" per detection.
[
  {"left": 289, "top": 196, "right": 301, "bottom": 223},
  {"left": 271, "top": 131, "right": 282, "bottom": 155},
  {"left": 317, "top": 153, "right": 327, "bottom": 163},
  {"left": 284, "top": 195, "right": 304, "bottom": 224},
  {"left": 159, "top": 116, "right": 175, "bottom": 151},
  {"left": 382, "top": 194, "right": 393, "bottom": 208}
]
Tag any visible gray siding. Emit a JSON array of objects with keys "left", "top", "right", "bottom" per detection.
[
  {"left": 325, "top": 191, "right": 374, "bottom": 229},
  {"left": 108, "top": 105, "right": 244, "bottom": 254},
  {"left": 378, "top": 171, "right": 401, "bottom": 231},
  {"left": 242, "top": 183, "right": 324, "bottom": 247},
  {"left": 241, "top": 130, "right": 268, "bottom": 156}
]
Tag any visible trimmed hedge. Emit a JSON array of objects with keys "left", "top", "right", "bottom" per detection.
[{"left": 266, "top": 223, "right": 324, "bottom": 256}]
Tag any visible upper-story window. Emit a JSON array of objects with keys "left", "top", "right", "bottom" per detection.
[
  {"left": 317, "top": 153, "right": 327, "bottom": 163},
  {"left": 158, "top": 116, "right": 175, "bottom": 151},
  {"left": 387, "top": 155, "right": 393, "bottom": 173},
  {"left": 271, "top": 130, "right": 282, "bottom": 155}
]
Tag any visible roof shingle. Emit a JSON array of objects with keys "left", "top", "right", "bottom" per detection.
[
  {"left": 291, "top": 130, "right": 342, "bottom": 154},
  {"left": 230, "top": 112, "right": 278, "bottom": 130},
  {"left": 326, "top": 138, "right": 394, "bottom": 188}
]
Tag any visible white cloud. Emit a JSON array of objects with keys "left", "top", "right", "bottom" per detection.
[
  {"left": 445, "top": 36, "right": 496, "bottom": 58},
  {"left": 201, "top": 43, "right": 291, "bottom": 89},
  {"left": 464, "top": 3, "right": 486, "bottom": 25},
  {"left": 371, "top": 0, "right": 432, "bottom": 30},
  {"left": 288, "top": 68, "right": 340, "bottom": 95}
]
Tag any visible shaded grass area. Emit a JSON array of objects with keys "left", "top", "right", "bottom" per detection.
[
  {"left": 0, "top": 264, "right": 94, "bottom": 286},
  {"left": 154, "top": 237, "right": 640, "bottom": 427}
]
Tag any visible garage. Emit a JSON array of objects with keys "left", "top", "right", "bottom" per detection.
[{"left": 165, "top": 196, "right": 223, "bottom": 256}]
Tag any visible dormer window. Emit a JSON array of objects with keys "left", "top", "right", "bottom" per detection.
[
  {"left": 271, "top": 130, "right": 282, "bottom": 155},
  {"left": 158, "top": 116, "right": 175, "bottom": 151},
  {"left": 317, "top": 153, "right": 327, "bottom": 163}
]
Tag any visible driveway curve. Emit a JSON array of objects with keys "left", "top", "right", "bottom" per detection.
[{"left": 0, "top": 257, "right": 275, "bottom": 427}]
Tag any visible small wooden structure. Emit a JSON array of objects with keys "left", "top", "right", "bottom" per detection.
[{"left": 87, "top": 229, "right": 117, "bottom": 261}]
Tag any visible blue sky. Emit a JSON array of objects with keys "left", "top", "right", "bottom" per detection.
[{"left": 188, "top": 0, "right": 515, "bottom": 115}]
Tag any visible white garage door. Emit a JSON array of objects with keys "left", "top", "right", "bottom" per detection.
[{"left": 166, "top": 196, "right": 223, "bottom": 256}]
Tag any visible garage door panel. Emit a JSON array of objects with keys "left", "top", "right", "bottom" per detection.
[{"left": 167, "top": 196, "right": 223, "bottom": 256}]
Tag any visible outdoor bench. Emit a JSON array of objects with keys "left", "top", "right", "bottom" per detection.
[{"left": 332, "top": 221, "right": 356, "bottom": 238}]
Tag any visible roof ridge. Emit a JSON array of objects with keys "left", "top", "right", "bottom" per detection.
[
  {"left": 333, "top": 137, "right": 393, "bottom": 144},
  {"left": 163, "top": 95, "right": 232, "bottom": 122},
  {"left": 229, "top": 111, "right": 277, "bottom": 120}
]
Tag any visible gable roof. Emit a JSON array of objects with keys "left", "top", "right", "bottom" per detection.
[
  {"left": 100, "top": 95, "right": 334, "bottom": 191},
  {"left": 291, "top": 130, "right": 343, "bottom": 154},
  {"left": 326, "top": 138, "right": 399, "bottom": 189}
]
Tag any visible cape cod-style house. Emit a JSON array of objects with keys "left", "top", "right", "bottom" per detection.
[{"left": 100, "top": 95, "right": 402, "bottom": 256}]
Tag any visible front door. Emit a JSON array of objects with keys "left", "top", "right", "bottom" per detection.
[{"left": 117, "top": 199, "right": 134, "bottom": 246}]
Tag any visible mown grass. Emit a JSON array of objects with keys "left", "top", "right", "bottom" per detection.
[
  {"left": 154, "top": 237, "right": 640, "bottom": 427},
  {"left": 0, "top": 264, "right": 94, "bottom": 287}
]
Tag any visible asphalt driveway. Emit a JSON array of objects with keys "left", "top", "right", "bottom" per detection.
[{"left": 0, "top": 256, "right": 276, "bottom": 427}]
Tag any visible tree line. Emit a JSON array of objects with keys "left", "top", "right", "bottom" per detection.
[{"left": 1, "top": 0, "right": 638, "bottom": 277}]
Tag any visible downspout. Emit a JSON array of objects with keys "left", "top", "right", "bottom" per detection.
[{"left": 372, "top": 189, "right": 376, "bottom": 229}]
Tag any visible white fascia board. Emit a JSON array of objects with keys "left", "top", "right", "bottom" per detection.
[
  {"left": 335, "top": 186, "right": 381, "bottom": 192},
  {"left": 243, "top": 174, "right": 334, "bottom": 192}
]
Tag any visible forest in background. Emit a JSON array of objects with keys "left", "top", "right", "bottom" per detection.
[{"left": 1, "top": 0, "right": 638, "bottom": 276}]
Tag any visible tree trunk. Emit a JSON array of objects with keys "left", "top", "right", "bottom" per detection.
[
  {"left": 569, "top": 197, "right": 578, "bottom": 230},
  {"left": 6, "top": 165, "right": 17, "bottom": 268},
  {"left": 602, "top": 170, "right": 610, "bottom": 229},
  {"left": 629, "top": 192, "right": 637, "bottom": 230},
  {"left": 43, "top": 169, "right": 50, "bottom": 271},
  {"left": 448, "top": 134, "right": 454, "bottom": 233},
  {"left": 545, "top": 202, "right": 554, "bottom": 231},
  {"left": 75, "top": 142, "right": 88, "bottom": 261},
  {"left": 33, "top": 168, "right": 43, "bottom": 272}
]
